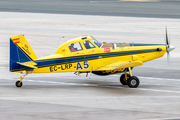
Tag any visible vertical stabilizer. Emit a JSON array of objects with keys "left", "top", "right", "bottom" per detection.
[{"left": 10, "top": 35, "right": 37, "bottom": 72}]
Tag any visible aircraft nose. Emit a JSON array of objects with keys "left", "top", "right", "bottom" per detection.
[{"left": 168, "top": 45, "right": 175, "bottom": 52}]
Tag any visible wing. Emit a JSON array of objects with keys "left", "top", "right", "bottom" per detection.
[
  {"left": 96, "top": 61, "right": 143, "bottom": 71},
  {"left": 17, "top": 61, "right": 37, "bottom": 69}
]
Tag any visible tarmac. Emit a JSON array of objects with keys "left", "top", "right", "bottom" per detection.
[
  {"left": 0, "top": 12, "right": 180, "bottom": 120},
  {"left": 0, "top": 0, "right": 180, "bottom": 119},
  {"left": 0, "top": 0, "right": 180, "bottom": 18}
]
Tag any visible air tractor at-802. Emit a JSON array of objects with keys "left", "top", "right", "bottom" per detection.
[{"left": 10, "top": 29, "right": 175, "bottom": 88}]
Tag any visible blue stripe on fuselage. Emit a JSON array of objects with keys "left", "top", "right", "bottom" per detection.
[
  {"left": 35, "top": 49, "right": 157, "bottom": 68},
  {"left": 130, "top": 43, "right": 164, "bottom": 46}
]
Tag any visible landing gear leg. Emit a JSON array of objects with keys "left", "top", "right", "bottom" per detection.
[
  {"left": 15, "top": 73, "right": 28, "bottom": 87},
  {"left": 128, "top": 67, "right": 132, "bottom": 77},
  {"left": 120, "top": 71, "right": 130, "bottom": 85},
  {"left": 127, "top": 67, "right": 140, "bottom": 88}
]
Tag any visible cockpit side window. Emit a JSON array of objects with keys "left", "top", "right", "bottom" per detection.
[
  {"left": 91, "top": 38, "right": 102, "bottom": 48},
  {"left": 68, "top": 42, "right": 83, "bottom": 52},
  {"left": 83, "top": 40, "right": 95, "bottom": 49}
]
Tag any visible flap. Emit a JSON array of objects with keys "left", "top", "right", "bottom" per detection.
[
  {"left": 96, "top": 61, "right": 143, "bottom": 71},
  {"left": 17, "top": 61, "right": 37, "bottom": 69}
]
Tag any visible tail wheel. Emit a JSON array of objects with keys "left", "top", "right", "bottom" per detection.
[
  {"left": 120, "top": 74, "right": 130, "bottom": 85},
  {"left": 127, "top": 76, "right": 140, "bottom": 88},
  {"left": 16, "top": 81, "right": 23, "bottom": 87}
]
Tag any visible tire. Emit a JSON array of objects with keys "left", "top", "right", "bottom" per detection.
[
  {"left": 16, "top": 81, "right": 23, "bottom": 87},
  {"left": 127, "top": 76, "right": 140, "bottom": 88},
  {"left": 120, "top": 74, "right": 130, "bottom": 85}
]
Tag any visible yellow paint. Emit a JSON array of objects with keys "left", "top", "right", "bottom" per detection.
[
  {"left": 125, "top": 71, "right": 127, "bottom": 80},
  {"left": 142, "top": 55, "right": 145, "bottom": 58},
  {"left": 10, "top": 35, "right": 167, "bottom": 75},
  {"left": 128, "top": 67, "right": 132, "bottom": 76},
  {"left": 97, "top": 61, "right": 143, "bottom": 71},
  {"left": 17, "top": 62, "right": 37, "bottom": 69},
  {"left": 132, "top": 55, "right": 138, "bottom": 61}
]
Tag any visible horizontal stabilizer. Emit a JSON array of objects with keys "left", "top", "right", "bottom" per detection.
[
  {"left": 96, "top": 61, "right": 143, "bottom": 71},
  {"left": 17, "top": 62, "right": 37, "bottom": 69}
]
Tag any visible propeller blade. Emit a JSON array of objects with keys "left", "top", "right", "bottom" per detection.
[
  {"left": 165, "top": 27, "right": 170, "bottom": 64},
  {"left": 165, "top": 27, "right": 175, "bottom": 65},
  {"left": 165, "top": 27, "right": 169, "bottom": 47},
  {"left": 167, "top": 51, "right": 170, "bottom": 64}
]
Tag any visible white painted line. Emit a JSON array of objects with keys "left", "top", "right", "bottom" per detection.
[
  {"left": 3, "top": 78, "right": 19, "bottom": 80},
  {"left": 0, "top": 61, "right": 8, "bottom": 63},
  {"left": 101, "top": 85, "right": 180, "bottom": 94},
  {"left": 138, "top": 88, "right": 180, "bottom": 94},
  {"left": 141, "top": 83, "right": 180, "bottom": 87},
  {"left": 0, "top": 67, "right": 6, "bottom": 68},
  {"left": 1, "top": 77, "right": 180, "bottom": 94},
  {"left": 139, "top": 76, "right": 180, "bottom": 82},
  {"left": 1, "top": 76, "right": 180, "bottom": 82},
  {"left": 23, "top": 79, "right": 99, "bottom": 87},
  {"left": 111, "top": 75, "right": 180, "bottom": 81},
  {"left": 4, "top": 78, "right": 14, "bottom": 80}
]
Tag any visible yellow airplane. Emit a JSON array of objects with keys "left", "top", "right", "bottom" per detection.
[{"left": 10, "top": 29, "right": 175, "bottom": 88}]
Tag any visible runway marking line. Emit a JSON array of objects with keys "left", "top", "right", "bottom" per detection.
[
  {"left": 1, "top": 76, "right": 180, "bottom": 82},
  {"left": 139, "top": 76, "right": 180, "bottom": 82},
  {"left": 110, "top": 75, "right": 180, "bottom": 81},
  {"left": 1, "top": 77, "right": 180, "bottom": 94}
]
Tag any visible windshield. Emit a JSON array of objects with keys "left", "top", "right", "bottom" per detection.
[{"left": 91, "top": 38, "right": 102, "bottom": 48}]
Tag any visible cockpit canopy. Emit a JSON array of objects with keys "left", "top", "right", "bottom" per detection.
[
  {"left": 55, "top": 36, "right": 102, "bottom": 54},
  {"left": 67, "top": 36, "right": 102, "bottom": 52}
]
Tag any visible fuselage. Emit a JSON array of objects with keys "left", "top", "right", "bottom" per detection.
[
  {"left": 10, "top": 35, "right": 167, "bottom": 75},
  {"left": 32, "top": 37, "right": 167, "bottom": 74}
]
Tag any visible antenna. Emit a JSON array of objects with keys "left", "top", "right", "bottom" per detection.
[{"left": 57, "top": 36, "right": 65, "bottom": 48}]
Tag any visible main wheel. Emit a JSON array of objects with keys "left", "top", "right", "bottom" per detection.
[
  {"left": 120, "top": 73, "right": 130, "bottom": 85},
  {"left": 127, "top": 76, "right": 140, "bottom": 88},
  {"left": 16, "top": 81, "right": 23, "bottom": 87}
]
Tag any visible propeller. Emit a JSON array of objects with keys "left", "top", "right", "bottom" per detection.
[{"left": 165, "top": 27, "right": 175, "bottom": 64}]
